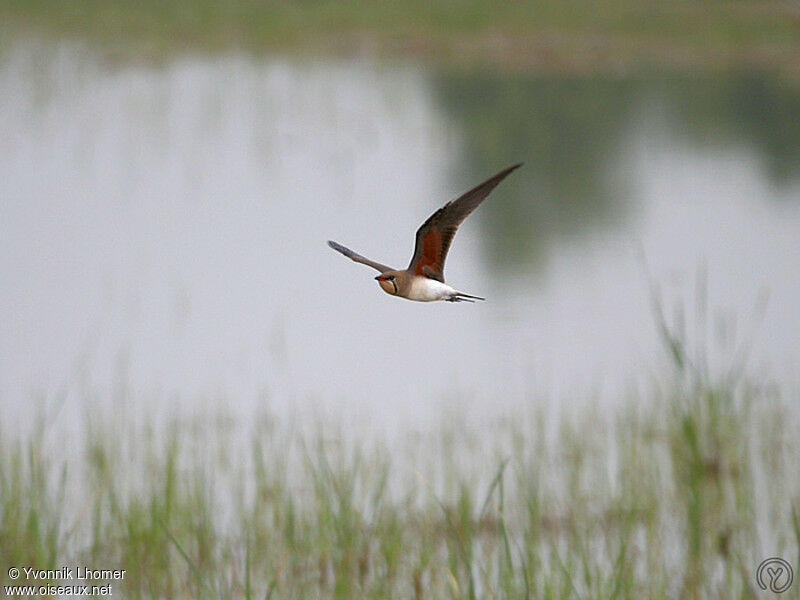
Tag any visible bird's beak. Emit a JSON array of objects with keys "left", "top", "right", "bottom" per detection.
[{"left": 375, "top": 275, "right": 385, "bottom": 281}]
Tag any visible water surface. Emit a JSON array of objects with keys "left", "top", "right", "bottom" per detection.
[{"left": 2, "top": 40, "right": 799, "bottom": 432}]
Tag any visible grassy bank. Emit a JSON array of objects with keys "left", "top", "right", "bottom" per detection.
[
  {"left": 2, "top": 1, "right": 799, "bottom": 79},
  {"left": 1, "top": 368, "right": 798, "bottom": 597}
]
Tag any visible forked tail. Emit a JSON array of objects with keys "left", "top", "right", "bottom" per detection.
[{"left": 446, "top": 291, "right": 486, "bottom": 303}]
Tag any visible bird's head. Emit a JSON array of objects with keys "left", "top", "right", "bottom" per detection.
[{"left": 375, "top": 272, "right": 399, "bottom": 295}]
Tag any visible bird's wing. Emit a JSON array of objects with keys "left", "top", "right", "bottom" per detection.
[
  {"left": 327, "top": 240, "right": 393, "bottom": 273},
  {"left": 408, "top": 163, "right": 521, "bottom": 282}
]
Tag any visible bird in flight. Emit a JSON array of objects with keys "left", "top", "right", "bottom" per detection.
[{"left": 328, "top": 163, "right": 521, "bottom": 302}]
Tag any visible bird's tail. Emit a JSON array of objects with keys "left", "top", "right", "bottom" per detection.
[{"left": 447, "top": 291, "right": 486, "bottom": 303}]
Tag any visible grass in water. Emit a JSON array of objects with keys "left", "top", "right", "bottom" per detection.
[
  {"left": 0, "top": 309, "right": 798, "bottom": 599},
  {"left": 2, "top": 1, "right": 799, "bottom": 80}
]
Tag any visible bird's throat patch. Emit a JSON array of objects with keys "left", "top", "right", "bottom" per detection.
[{"left": 378, "top": 279, "right": 397, "bottom": 295}]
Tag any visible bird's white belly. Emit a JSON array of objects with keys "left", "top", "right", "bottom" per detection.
[{"left": 407, "top": 277, "right": 457, "bottom": 302}]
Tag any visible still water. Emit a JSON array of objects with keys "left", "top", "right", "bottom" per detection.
[{"left": 2, "top": 40, "right": 799, "bottom": 432}]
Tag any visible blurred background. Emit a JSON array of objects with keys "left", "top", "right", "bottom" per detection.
[
  {"left": 2, "top": 3, "right": 800, "bottom": 597},
  {"left": 2, "top": 1, "right": 799, "bottom": 431}
]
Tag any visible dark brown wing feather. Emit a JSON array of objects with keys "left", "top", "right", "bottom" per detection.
[
  {"left": 408, "top": 163, "right": 521, "bottom": 282},
  {"left": 327, "top": 240, "right": 393, "bottom": 273}
]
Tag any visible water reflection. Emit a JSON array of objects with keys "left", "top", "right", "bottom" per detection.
[
  {"left": 432, "top": 71, "right": 800, "bottom": 277},
  {"left": 656, "top": 72, "right": 800, "bottom": 186},
  {"left": 1, "top": 40, "right": 799, "bottom": 433}
]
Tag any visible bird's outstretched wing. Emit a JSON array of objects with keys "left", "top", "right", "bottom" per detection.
[
  {"left": 327, "top": 240, "right": 393, "bottom": 273},
  {"left": 408, "top": 163, "right": 521, "bottom": 282}
]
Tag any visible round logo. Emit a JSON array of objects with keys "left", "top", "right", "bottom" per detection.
[{"left": 756, "top": 557, "right": 793, "bottom": 594}]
